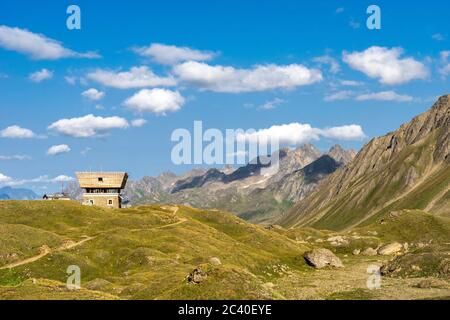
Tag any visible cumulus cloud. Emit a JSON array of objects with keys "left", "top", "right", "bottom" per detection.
[
  {"left": 236, "top": 122, "right": 365, "bottom": 145},
  {"left": 173, "top": 61, "right": 322, "bottom": 93},
  {"left": 123, "top": 89, "right": 185, "bottom": 115},
  {"left": 87, "top": 66, "right": 176, "bottom": 89},
  {"left": 29, "top": 68, "right": 53, "bottom": 82},
  {"left": 0, "top": 173, "right": 12, "bottom": 183},
  {"left": 0, "top": 125, "right": 36, "bottom": 138},
  {"left": 82, "top": 88, "right": 105, "bottom": 101},
  {"left": 0, "top": 155, "right": 31, "bottom": 161},
  {"left": 0, "top": 173, "right": 75, "bottom": 187},
  {"left": 131, "top": 118, "right": 147, "bottom": 127},
  {"left": 343, "top": 46, "right": 428, "bottom": 85},
  {"left": 356, "top": 91, "right": 413, "bottom": 102},
  {"left": 48, "top": 114, "right": 129, "bottom": 138},
  {"left": 134, "top": 43, "right": 216, "bottom": 65},
  {"left": 0, "top": 25, "right": 100, "bottom": 60},
  {"left": 52, "top": 175, "right": 74, "bottom": 183},
  {"left": 47, "top": 144, "right": 71, "bottom": 156},
  {"left": 313, "top": 55, "right": 341, "bottom": 74}
]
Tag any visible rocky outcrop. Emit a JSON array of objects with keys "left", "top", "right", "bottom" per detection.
[
  {"left": 378, "top": 243, "right": 403, "bottom": 255},
  {"left": 304, "top": 248, "right": 343, "bottom": 269}
]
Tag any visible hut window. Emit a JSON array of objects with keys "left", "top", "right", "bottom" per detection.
[
  {"left": 108, "top": 200, "right": 113, "bottom": 205},
  {"left": 98, "top": 177, "right": 103, "bottom": 182}
]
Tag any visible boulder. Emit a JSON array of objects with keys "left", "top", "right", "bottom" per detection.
[
  {"left": 187, "top": 267, "right": 208, "bottom": 284},
  {"left": 304, "top": 248, "right": 343, "bottom": 269},
  {"left": 378, "top": 243, "right": 403, "bottom": 255},
  {"left": 209, "top": 257, "right": 222, "bottom": 266},
  {"left": 352, "top": 249, "right": 361, "bottom": 256},
  {"left": 361, "top": 247, "right": 378, "bottom": 256}
]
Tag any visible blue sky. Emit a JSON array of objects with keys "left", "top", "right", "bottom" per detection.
[{"left": 0, "top": 0, "right": 449, "bottom": 193}]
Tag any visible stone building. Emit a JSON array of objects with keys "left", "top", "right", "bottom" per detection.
[{"left": 76, "top": 172, "right": 128, "bottom": 209}]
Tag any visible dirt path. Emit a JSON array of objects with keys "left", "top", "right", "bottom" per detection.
[
  {"left": 274, "top": 257, "right": 450, "bottom": 300},
  {"left": 424, "top": 184, "right": 450, "bottom": 212},
  {"left": 0, "top": 236, "right": 95, "bottom": 270}
]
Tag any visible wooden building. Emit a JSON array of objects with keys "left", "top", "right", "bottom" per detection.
[{"left": 76, "top": 172, "right": 128, "bottom": 209}]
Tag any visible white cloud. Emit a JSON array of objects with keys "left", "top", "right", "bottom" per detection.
[
  {"left": 356, "top": 91, "right": 413, "bottom": 102},
  {"left": 432, "top": 33, "right": 445, "bottom": 41},
  {"left": 47, "top": 144, "right": 71, "bottom": 156},
  {"left": 87, "top": 66, "right": 176, "bottom": 89},
  {"left": 258, "top": 98, "right": 285, "bottom": 110},
  {"left": 343, "top": 46, "right": 428, "bottom": 85},
  {"left": 0, "top": 155, "right": 31, "bottom": 161},
  {"left": 320, "top": 125, "right": 366, "bottom": 140},
  {"left": 439, "top": 51, "right": 450, "bottom": 77},
  {"left": 48, "top": 114, "right": 129, "bottom": 138},
  {"left": 339, "top": 79, "right": 363, "bottom": 86},
  {"left": 313, "top": 55, "right": 340, "bottom": 74},
  {"left": 0, "top": 25, "right": 100, "bottom": 60},
  {"left": 0, "top": 125, "right": 36, "bottom": 138},
  {"left": 80, "top": 147, "right": 92, "bottom": 156},
  {"left": 82, "top": 88, "right": 105, "bottom": 101},
  {"left": 123, "top": 89, "right": 185, "bottom": 115},
  {"left": 236, "top": 122, "right": 365, "bottom": 145},
  {"left": 131, "top": 118, "right": 147, "bottom": 127},
  {"left": 134, "top": 43, "right": 216, "bottom": 65},
  {"left": 52, "top": 175, "right": 74, "bottom": 183},
  {"left": 0, "top": 173, "right": 12, "bottom": 184},
  {"left": 0, "top": 173, "right": 75, "bottom": 187},
  {"left": 324, "top": 90, "right": 354, "bottom": 102},
  {"left": 29, "top": 68, "right": 53, "bottom": 82},
  {"left": 173, "top": 61, "right": 322, "bottom": 93}
]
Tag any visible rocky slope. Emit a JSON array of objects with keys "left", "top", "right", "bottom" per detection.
[{"left": 279, "top": 95, "right": 450, "bottom": 231}]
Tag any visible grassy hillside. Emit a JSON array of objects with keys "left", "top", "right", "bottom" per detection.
[
  {"left": 0, "top": 201, "right": 448, "bottom": 300},
  {"left": 0, "top": 201, "right": 309, "bottom": 300}
]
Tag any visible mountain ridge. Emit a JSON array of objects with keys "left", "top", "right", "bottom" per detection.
[{"left": 279, "top": 94, "right": 450, "bottom": 230}]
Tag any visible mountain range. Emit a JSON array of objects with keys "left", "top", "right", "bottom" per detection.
[
  {"left": 66, "top": 144, "right": 356, "bottom": 224},
  {"left": 279, "top": 94, "right": 450, "bottom": 230},
  {"left": 0, "top": 187, "right": 39, "bottom": 200}
]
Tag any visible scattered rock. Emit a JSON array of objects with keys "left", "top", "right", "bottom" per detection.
[
  {"left": 415, "top": 279, "right": 439, "bottom": 289},
  {"left": 378, "top": 243, "right": 403, "bottom": 255},
  {"left": 367, "top": 231, "right": 378, "bottom": 236},
  {"left": 352, "top": 249, "right": 361, "bottom": 256},
  {"left": 304, "top": 248, "right": 343, "bottom": 269},
  {"left": 439, "top": 259, "right": 450, "bottom": 276},
  {"left": 85, "top": 278, "right": 113, "bottom": 291},
  {"left": 411, "top": 265, "right": 421, "bottom": 272},
  {"left": 361, "top": 247, "right": 378, "bottom": 256},
  {"left": 326, "top": 236, "right": 349, "bottom": 246},
  {"left": 187, "top": 267, "right": 208, "bottom": 284},
  {"left": 209, "top": 257, "right": 222, "bottom": 266}
]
